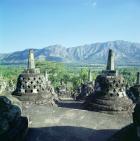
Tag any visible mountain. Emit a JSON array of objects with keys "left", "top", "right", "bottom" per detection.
[{"left": 0, "top": 40, "right": 140, "bottom": 65}]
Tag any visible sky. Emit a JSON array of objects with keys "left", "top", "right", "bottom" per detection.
[{"left": 0, "top": 0, "right": 140, "bottom": 53}]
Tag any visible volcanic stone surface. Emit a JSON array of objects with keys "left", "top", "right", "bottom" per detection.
[
  {"left": 13, "top": 70, "right": 58, "bottom": 106},
  {"left": 83, "top": 74, "right": 133, "bottom": 114},
  {"left": 75, "top": 82, "right": 94, "bottom": 101},
  {"left": 128, "top": 72, "right": 140, "bottom": 103},
  {"left": 108, "top": 124, "right": 138, "bottom": 141},
  {"left": 0, "top": 75, "right": 7, "bottom": 94},
  {"left": 129, "top": 85, "right": 140, "bottom": 103},
  {"left": 23, "top": 100, "right": 132, "bottom": 141},
  {"left": 75, "top": 69, "right": 94, "bottom": 101},
  {"left": 83, "top": 49, "right": 134, "bottom": 114},
  {"left": 108, "top": 101, "right": 140, "bottom": 141},
  {"left": 13, "top": 49, "right": 58, "bottom": 106},
  {"left": 0, "top": 93, "right": 28, "bottom": 141}
]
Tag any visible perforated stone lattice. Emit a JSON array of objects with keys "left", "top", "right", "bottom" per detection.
[
  {"left": 95, "top": 75, "right": 126, "bottom": 98},
  {"left": 83, "top": 74, "right": 133, "bottom": 113},
  {"left": 16, "top": 73, "right": 46, "bottom": 94}
]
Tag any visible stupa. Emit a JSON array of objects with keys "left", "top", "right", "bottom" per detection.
[
  {"left": 128, "top": 72, "right": 140, "bottom": 103},
  {"left": 76, "top": 69, "right": 94, "bottom": 101},
  {"left": 13, "top": 49, "right": 57, "bottom": 105},
  {"left": 83, "top": 49, "right": 133, "bottom": 114},
  {"left": 0, "top": 74, "right": 7, "bottom": 94}
]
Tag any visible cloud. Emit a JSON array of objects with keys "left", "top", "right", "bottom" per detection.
[
  {"left": 92, "top": 1, "right": 97, "bottom": 7},
  {"left": 83, "top": 0, "right": 97, "bottom": 8}
]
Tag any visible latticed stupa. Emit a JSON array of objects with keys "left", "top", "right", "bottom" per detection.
[
  {"left": 129, "top": 72, "right": 140, "bottom": 103},
  {"left": 13, "top": 49, "right": 57, "bottom": 105},
  {"left": 76, "top": 69, "right": 94, "bottom": 101},
  {"left": 83, "top": 49, "right": 133, "bottom": 114},
  {"left": 0, "top": 74, "right": 7, "bottom": 94}
]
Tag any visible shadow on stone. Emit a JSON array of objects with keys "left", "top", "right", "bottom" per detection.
[
  {"left": 25, "top": 126, "right": 117, "bottom": 141},
  {"left": 0, "top": 96, "right": 28, "bottom": 141},
  {"left": 57, "top": 100, "right": 83, "bottom": 110},
  {"left": 108, "top": 124, "right": 137, "bottom": 141}
]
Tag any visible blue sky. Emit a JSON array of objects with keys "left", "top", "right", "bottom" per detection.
[{"left": 0, "top": 0, "right": 140, "bottom": 53}]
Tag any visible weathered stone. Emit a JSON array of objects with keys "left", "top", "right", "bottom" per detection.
[
  {"left": 108, "top": 101, "right": 140, "bottom": 141},
  {"left": 75, "top": 82, "right": 94, "bottom": 101},
  {"left": 56, "top": 81, "right": 73, "bottom": 100},
  {"left": 83, "top": 49, "right": 133, "bottom": 114},
  {"left": 23, "top": 99, "right": 132, "bottom": 141},
  {"left": 137, "top": 72, "right": 140, "bottom": 85},
  {"left": 7, "top": 80, "right": 16, "bottom": 93},
  {"left": 28, "top": 49, "right": 35, "bottom": 69},
  {"left": 12, "top": 49, "right": 58, "bottom": 106},
  {"left": 128, "top": 72, "right": 140, "bottom": 103},
  {"left": 0, "top": 75, "right": 7, "bottom": 94},
  {"left": 75, "top": 69, "right": 94, "bottom": 101},
  {"left": 106, "top": 49, "right": 115, "bottom": 71},
  {"left": 0, "top": 95, "right": 28, "bottom": 141},
  {"left": 88, "top": 69, "right": 92, "bottom": 82}
]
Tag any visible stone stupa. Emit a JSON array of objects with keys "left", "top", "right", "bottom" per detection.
[
  {"left": 12, "top": 49, "right": 57, "bottom": 106},
  {"left": 129, "top": 72, "right": 140, "bottom": 103},
  {"left": 83, "top": 49, "right": 133, "bottom": 114},
  {"left": 76, "top": 69, "right": 94, "bottom": 101},
  {"left": 0, "top": 74, "right": 7, "bottom": 94},
  {"left": 0, "top": 76, "right": 28, "bottom": 141}
]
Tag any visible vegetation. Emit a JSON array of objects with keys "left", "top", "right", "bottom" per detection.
[
  {"left": 36, "top": 61, "right": 99, "bottom": 90},
  {"left": 0, "top": 66, "right": 24, "bottom": 84},
  {"left": 0, "top": 62, "right": 140, "bottom": 91},
  {"left": 119, "top": 67, "right": 140, "bottom": 86}
]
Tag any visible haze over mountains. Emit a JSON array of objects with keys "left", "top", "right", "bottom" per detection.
[{"left": 0, "top": 40, "right": 140, "bottom": 65}]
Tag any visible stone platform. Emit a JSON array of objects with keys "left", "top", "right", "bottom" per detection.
[{"left": 23, "top": 100, "right": 132, "bottom": 141}]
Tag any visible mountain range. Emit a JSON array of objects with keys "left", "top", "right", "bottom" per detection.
[{"left": 0, "top": 40, "right": 140, "bottom": 65}]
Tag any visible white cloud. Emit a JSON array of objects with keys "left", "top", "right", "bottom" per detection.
[
  {"left": 83, "top": 0, "right": 97, "bottom": 8},
  {"left": 92, "top": 1, "right": 97, "bottom": 7}
]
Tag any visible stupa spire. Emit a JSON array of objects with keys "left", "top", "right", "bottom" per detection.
[
  {"left": 106, "top": 49, "right": 115, "bottom": 71},
  {"left": 137, "top": 72, "right": 140, "bottom": 85},
  {"left": 28, "top": 49, "right": 35, "bottom": 69}
]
